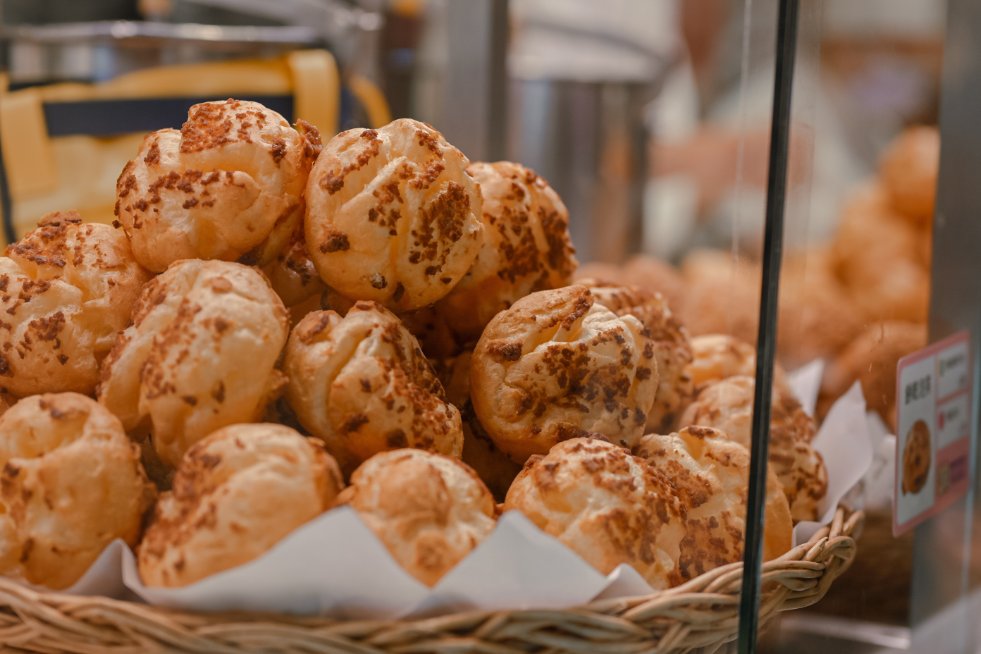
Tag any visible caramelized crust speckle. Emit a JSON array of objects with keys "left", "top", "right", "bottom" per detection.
[
  {"left": 470, "top": 286, "right": 659, "bottom": 464},
  {"left": 305, "top": 119, "right": 483, "bottom": 311},
  {"left": 284, "top": 302, "right": 463, "bottom": 474}
]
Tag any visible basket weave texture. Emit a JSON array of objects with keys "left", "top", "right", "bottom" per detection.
[{"left": 0, "top": 508, "right": 862, "bottom": 654}]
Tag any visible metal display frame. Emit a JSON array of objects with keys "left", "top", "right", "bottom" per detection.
[{"left": 738, "top": 0, "right": 800, "bottom": 649}]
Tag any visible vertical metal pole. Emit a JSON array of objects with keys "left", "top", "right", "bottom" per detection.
[{"left": 737, "top": 0, "right": 799, "bottom": 651}]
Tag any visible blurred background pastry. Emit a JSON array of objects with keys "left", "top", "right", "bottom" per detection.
[
  {"left": 0, "top": 212, "right": 149, "bottom": 398},
  {"left": 335, "top": 448, "right": 496, "bottom": 586},
  {"left": 284, "top": 302, "right": 463, "bottom": 475},
  {"left": 574, "top": 255, "right": 687, "bottom": 322},
  {"left": 115, "top": 99, "right": 321, "bottom": 272},
  {"left": 138, "top": 423, "right": 342, "bottom": 587},
  {"left": 0, "top": 393, "right": 155, "bottom": 589},
  {"left": 822, "top": 321, "right": 928, "bottom": 429},
  {"left": 776, "top": 248, "right": 864, "bottom": 368},
  {"left": 829, "top": 183, "right": 930, "bottom": 324},
  {"left": 676, "top": 249, "right": 761, "bottom": 345},
  {"left": 620, "top": 255, "right": 688, "bottom": 312},
  {"left": 99, "top": 259, "right": 289, "bottom": 468},
  {"left": 685, "top": 334, "right": 791, "bottom": 396},
  {"left": 470, "top": 285, "right": 657, "bottom": 463},
  {"left": 878, "top": 126, "right": 939, "bottom": 228},
  {"left": 305, "top": 118, "right": 483, "bottom": 312},
  {"left": 433, "top": 161, "right": 577, "bottom": 343}
]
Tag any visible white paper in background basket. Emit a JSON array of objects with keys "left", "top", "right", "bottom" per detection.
[
  {"left": 862, "top": 411, "right": 897, "bottom": 511},
  {"left": 787, "top": 359, "right": 825, "bottom": 415},
  {"left": 793, "top": 382, "right": 873, "bottom": 544}
]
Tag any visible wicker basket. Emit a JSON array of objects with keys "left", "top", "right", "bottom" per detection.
[{"left": 0, "top": 508, "right": 862, "bottom": 654}]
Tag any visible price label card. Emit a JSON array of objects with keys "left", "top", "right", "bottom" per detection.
[{"left": 894, "top": 331, "right": 973, "bottom": 536}]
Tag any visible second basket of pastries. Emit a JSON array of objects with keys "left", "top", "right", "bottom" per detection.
[{"left": 0, "top": 100, "right": 864, "bottom": 654}]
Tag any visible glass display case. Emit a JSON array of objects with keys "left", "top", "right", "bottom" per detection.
[{"left": 0, "top": 1, "right": 977, "bottom": 652}]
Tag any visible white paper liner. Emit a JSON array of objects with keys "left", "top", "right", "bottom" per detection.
[
  {"left": 861, "top": 411, "right": 896, "bottom": 511},
  {"left": 787, "top": 359, "right": 825, "bottom": 416},
  {"left": 14, "top": 373, "right": 875, "bottom": 617},
  {"left": 793, "top": 382, "right": 872, "bottom": 544}
]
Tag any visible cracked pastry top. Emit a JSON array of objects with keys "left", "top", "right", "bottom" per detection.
[
  {"left": 304, "top": 118, "right": 483, "bottom": 311},
  {"left": 115, "top": 99, "right": 321, "bottom": 272},
  {"left": 0, "top": 211, "right": 149, "bottom": 398},
  {"left": 98, "top": 259, "right": 289, "bottom": 468},
  {"left": 138, "top": 423, "right": 342, "bottom": 587},
  {"left": 679, "top": 375, "right": 827, "bottom": 522},
  {"left": 284, "top": 301, "right": 463, "bottom": 474},
  {"left": 470, "top": 285, "right": 658, "bottom": 464},
  {"left": 434, "top": 161, "right": 577, "bottom": 340},
  {"left": 0, "top": 393, "right": 155, "bottom": 589},
  {"left": 335, "top": 448, "right": 496, "bottom": 586},
  {"left": 504, "top": 437, "right": 685, "bottom": 589},
  {"left": 634, "top": 426, "right": 792, "bottom": 584},
  {"left": 578, "top": 279, "right": 692, "bottom": 433}
]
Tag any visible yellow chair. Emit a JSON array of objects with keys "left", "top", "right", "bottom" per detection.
[{"left": 0, "top": 49, "right": 390, "bottom": 245}]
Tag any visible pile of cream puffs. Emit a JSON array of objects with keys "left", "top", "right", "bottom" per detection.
[{"left": 0, "top": 99, "right": 825, "bottom": 593}]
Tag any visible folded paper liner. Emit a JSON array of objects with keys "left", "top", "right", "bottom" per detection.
[{"left": 27, "top": 369, "right": 873, "bottom": 619}]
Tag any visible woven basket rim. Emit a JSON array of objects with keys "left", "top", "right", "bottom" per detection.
[{"left": 0, "top": 506, "right": 864, "bottom": 654}]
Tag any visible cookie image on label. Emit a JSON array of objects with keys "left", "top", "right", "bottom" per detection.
[{"left": 901, "top": 419, "right": 931, "bottom": 495}]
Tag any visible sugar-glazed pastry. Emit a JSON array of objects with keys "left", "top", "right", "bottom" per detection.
[
  {"left": 635, "top": 426, "right": 792, "bottom": 582},
  {"left": 305, "top": 118, "right": 483, "bottom": 311},
  {"left": 115, "top": 99, "right": 322, "bottom": 272},
  {"left": 335, "top": 448, "right": 496, "bottom": 586},
  {"left": 138, "top": 423, "right": 342, "bottom": 587},
  {"left": 284, "top": 302, "right": 463, "bottom": 474},
  {"left": 679, "top": 375, "right": 827, "bottom": 521},
  {"left": 0, "top": 393, "right": 155, "bottom": 589},
  {"left": 470, "top": 285, "right": 658, "bottom": 463},
  {"left": 434, "top": 161, "right": 577, "bottom": 340},
  {"left": 578, "top": 279, "right": 693, "bottom": 432},
  {"left": 98, "top": 260, "right": 289, "bottom": 468},
  {"left": 0, "top": 212, "right": 149, "bottom": 397},
  {"left": 504, "top": 438, "right": 685, "bottom": 589}
]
